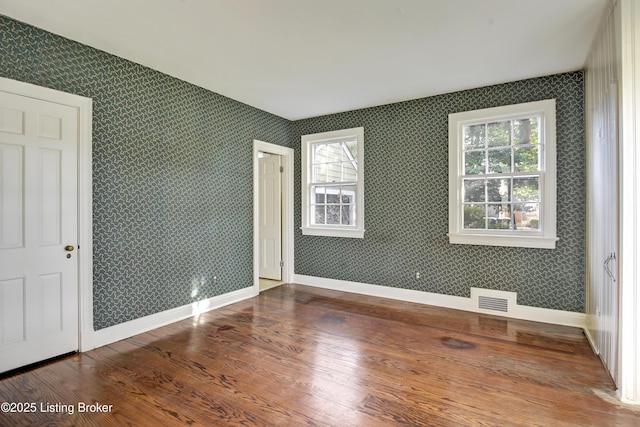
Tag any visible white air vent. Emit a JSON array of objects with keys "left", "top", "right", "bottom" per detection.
[
  {"left": 471, "top": 288, "right": 517, "bottom": 315},
  {"left": 478, "top": 295, "right": 509, "bottom": 312}
]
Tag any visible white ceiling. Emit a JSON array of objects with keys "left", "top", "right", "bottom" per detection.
[{"left": 1, "top": 0, "right": 608, "bottom": 120}]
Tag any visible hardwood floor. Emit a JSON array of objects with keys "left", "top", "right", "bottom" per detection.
[{"left": 1, "top": 284, "right": 638, "bottom": 426}]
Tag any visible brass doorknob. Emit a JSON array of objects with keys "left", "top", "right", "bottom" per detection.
[{"left": 65, "top": 245, "right": 75, "bottom": 252}]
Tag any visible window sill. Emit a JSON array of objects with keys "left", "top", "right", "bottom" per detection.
[
  {"left": 301, "top": 227, "right": 365, "bottom": 239},
  {"left": 448, "top": 233, "right": 558, "bottom": 249}
]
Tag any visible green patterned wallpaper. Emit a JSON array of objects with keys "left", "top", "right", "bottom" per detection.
[
  {"left": 0, "top": 16, "right": 290, "bottom": 329},
  {"left": 1, "top": 14, "right": 586, "bottom": 328},
  {"left": 291, "top": 72, "right": 585, "bottom": 312}
]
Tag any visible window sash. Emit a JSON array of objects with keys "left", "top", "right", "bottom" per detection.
[
  {"left": 309, "top": 183, "right": 357, "bottom": 227},
  {"left": 460, "top": 171, "right": 543, "bottom": 232}
]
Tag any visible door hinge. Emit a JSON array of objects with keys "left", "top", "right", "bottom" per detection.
[
  {"left": 279, "top": 166, "right": 284, "bottom": 173},
  {"left": 279, "top": 260, "right": 284, "bottom": 268}
]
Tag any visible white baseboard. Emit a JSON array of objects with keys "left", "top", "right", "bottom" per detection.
[
  {"left": 584, "top": 325, "right": 599, "bottom": 355},
  {"left": 91, "top": 287, "right": 257, "bottom": 350},
  {"left": 86, "top": 276, "right": 587, "bottom": 352},
  {"left": 293, "top": 274, "right": 587, "bottom": 329}
]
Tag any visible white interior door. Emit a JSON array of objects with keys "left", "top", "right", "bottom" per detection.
[
  {"left": 588, "top": 81, "right": 619, "bottom": 383},
  {"left": 0, "top": 90, "right": 79, "bottom": 373},
  {"left": 598, "top": 82, "right": 619, "bottom": 381},
  {"left": 259, "top": 154, "right": 282, "bottom": 280}
]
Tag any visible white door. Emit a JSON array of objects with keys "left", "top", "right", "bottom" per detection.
[
  {"left": 588, "top": 82, "right": 619, "bottom": 383},
  {"left": 0, "top": 90, "right": 79, "bottom": 373},
  {"left": 258, "top": 154, "right": 282, "bottom": 280},
  {"left": 597, "top": 82, "right": 619, "bottom": 381}
]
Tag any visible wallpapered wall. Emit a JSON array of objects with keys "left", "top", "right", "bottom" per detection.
[
  {"left": 0, "top": 16, "right": 290, "bottom": 329},
  {"left": 291, "top": 72, "right": 585, "bottom": 312},
  {"left": 1, "top": 15, "right": 586, "bottom": 329}
]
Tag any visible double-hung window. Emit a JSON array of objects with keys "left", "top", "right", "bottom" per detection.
[
  {"left": 448, "top": 99, "right": 557, "bottom": 249},
  {"left": 301, "top": 127, "right": 364, "bottom": 238}
]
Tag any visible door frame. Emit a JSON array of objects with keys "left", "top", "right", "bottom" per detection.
[
  {"left": 253, "top": 140, "right": 294, "bottom": 292},
  {"left": 0, "top": 77, "right": 94, "bottom": 352}
]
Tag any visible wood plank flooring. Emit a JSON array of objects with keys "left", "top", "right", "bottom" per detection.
[{"left": 1, "top": 284, "right": 638, "bottom": 426}]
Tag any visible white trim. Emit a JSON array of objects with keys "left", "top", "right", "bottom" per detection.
[
  {"left": 253, "top": 140, "right": 294, "bottom": 292},
  {"left": 301, "top": 127, "right": 365, "bottom": 238},
  {"left": 0, "top": 77, "right": 94, "bottom": 351},
  {"left": 295, "top": 274, "right": 471, "bottom": 309},
  {"left": 584, "top": 323, "right": 600, "bottom": 356},
  {"left": 448, "top": 233, "right": 558, "bottom": 249},
  {"left": 618, "top": 0, "right": 640, "bottom": 405},
  {"left": 299, "top": 227, "right": 365, "bottom": 239},
  {"left": 448, "top": 99, "right": 557, "bottom": 249},
  {"left": 77, "top": 90, "right": 94, "bottom": 352},
  {"left": 93, "top": 287, "right": 256, "bottom": 348},
  {"left": 293, "top": 274, "right": 587, "bottom": 329}
]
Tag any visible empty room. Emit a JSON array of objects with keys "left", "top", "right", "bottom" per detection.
[{"left": 1, "top": 0, "right": 640, "bottom": 425}]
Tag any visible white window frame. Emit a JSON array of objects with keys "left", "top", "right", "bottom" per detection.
[
  {"left": 301, "top": 127, "right": 365, "bottom": 238},
  {"left": 448, "top": 99, "right": 557, "bottom": 249}
]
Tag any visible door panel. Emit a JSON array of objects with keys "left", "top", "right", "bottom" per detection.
[
  {"left": 0, "top": 278, "right": 25, "bottom": 345},
  {"left": 0, "top": 144, "right": 23, "bottom": 248},
  {"left": 0, "top": 90, "right": 79, "bottom": 373},
  {"left": 259, "top": 155, "right": 282, "bottom": 280}
]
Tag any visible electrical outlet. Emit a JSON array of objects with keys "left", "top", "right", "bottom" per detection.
[
  {"left": 415, "top": 272, "right": 420, "bottom": 279},
  {"left": 212, "top": 276, "right": 218, "bottom": 285}
]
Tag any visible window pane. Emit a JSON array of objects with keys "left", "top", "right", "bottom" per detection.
[
  {"left": 487, "top": 121, "right": 511, "bottom": 147},
  {"left": 326, "top": 205, "right": 341, "bottom": 225},
  {"left": 487, "top": 178, "right": 510, "bottom": 202},
  {"left": 464, "top": 124, "right": 485, "bottom": 149},
  {"left": 514, "top": 146, "right": 539, "bottom": 172},
  {"left": 313, "top": 144, "right": 328, "bottom": 163},
  {"left": 313, "top": 164, "right": 327, "bottom": 182},
  {"left": 341, "top": 204, "right": 355, "bottom": 225},
  {"left": 513, "top": 203, "right": 540, "bottom": 230},
  {"left": 487, "top": 204, "right": 512, "bottom": 229},
  {"left": 325, "top": 143, "right": 344, "bottom": 163},
  {"left": 343, "top": 161, "right": 357, "bottom": 181},
  {"left": 463, "top": 204, "right": 486, "bottom": 229},
  {"left": 314, "top": 205, "right": 325, "bottom": 225},
  {"left": 464, "top": 179, "right": 485, "bottom": 202},
  {"left": 514, "top": 117, "right": 539, "bottom": 145},
  {"left": 341, "top": 185, "right": 356, "bottom": 204},
  {"left": 312, "top": 186, "right": 326, "bottom": 203},
  {"left": 325, "top": 162, "right": 342, "bottom": 183},
  {"left": 513, "top": 177, "right": 539, "bottom": 202},
  {"left": 326, "top": 187, "right": 340, "bottom": 204},
  {"left": 464, "top": 150, "right": 485, "bottom": 175},
  {"left": 488, "top": 148, "right": 511, "bottom": 173},
  {"left": 344, "top": 140, "right": 358, "bottom": 159}
]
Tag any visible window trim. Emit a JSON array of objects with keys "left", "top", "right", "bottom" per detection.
[
  {"left": 448, "top": 99, "right": 558, "bottom": 249},
  {"left": 301, "top": 127, "right": 365, "bottom": 238}
]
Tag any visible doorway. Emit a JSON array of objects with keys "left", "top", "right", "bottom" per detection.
[{"left": 253, "top": 140, "right": 293, "bottom": 294}]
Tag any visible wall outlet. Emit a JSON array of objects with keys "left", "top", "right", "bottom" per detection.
[
  {"left": 212, "top": 276, "right": 218, "bottom": 285},
  {"left": 415, "top": 272, "right": 420, "bottom": 279}
]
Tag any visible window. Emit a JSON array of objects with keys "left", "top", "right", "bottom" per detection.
[
  {"left": 448, "top": 99, "right": 557, "bottom": 249},
  {"left": 301, "top": 127, "right": 364, "bottom": 238}
]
